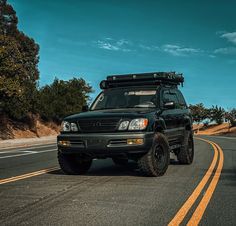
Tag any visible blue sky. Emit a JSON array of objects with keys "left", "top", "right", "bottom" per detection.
[{"left": 9, "top": 0, "right": 236, "bottom": 109}]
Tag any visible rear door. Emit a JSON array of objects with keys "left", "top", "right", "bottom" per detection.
[
  {"left": 176, "top": 89, "right": 192, "bottom": 131},
  {"left": 160, "top": 88, "right": 184, "bottom": 142}
]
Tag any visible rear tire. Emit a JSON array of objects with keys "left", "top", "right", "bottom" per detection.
[
  {"left": 58, "top": 151, "right": 92, "bottom": 175},
  {"left": 137, "top": 133, "right": 170, "bottom": 177},
  {"left": 112, "top": 157, "right": 128, "bottom": 166},
  {"left": 177, "top": 131, "right": 194, "bottom": 164}
]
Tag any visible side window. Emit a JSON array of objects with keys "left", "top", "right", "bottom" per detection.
[
  {"left": 163, "top": 89, "right": 179, "bottom": 109},
  {"left": 176, "top": 90, "right": 187, "bottom": 109}
]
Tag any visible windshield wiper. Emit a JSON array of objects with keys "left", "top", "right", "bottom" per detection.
[
  {"left": 91, "top": 107, "right": 118, "bottom": 111},
  {"left": 126, "top": 106, "right": 156, "bottom": 109}
]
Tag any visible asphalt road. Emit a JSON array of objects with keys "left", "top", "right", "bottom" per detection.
[{"left": 0, "top": 136, "right": 235, "bottom": 226}]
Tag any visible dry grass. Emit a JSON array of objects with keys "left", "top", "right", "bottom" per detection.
[
  {"left": 0, "top": 115, "right": 60, "bottom": 140},
  {"left": 194, "top": 123, "right": 236, "bottom": 136},
  {"left": 12, "top": 120, "right": 59, "bottom": 139}
]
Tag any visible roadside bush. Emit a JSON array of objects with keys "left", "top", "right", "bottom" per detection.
[{"left": 38, "top": 78, "right": 92, "bottom": 122}]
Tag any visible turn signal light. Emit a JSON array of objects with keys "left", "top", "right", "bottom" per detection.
[
  {"left": 58, "top": 140, "right": 71, "bottom": 146},
  {"left": 127, "top": 138, "right": 144, "bottom": 145}
]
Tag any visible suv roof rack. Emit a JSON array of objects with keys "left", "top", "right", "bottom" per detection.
[{"left": 100, "top": 72, "right": 184, "bottom": 89}]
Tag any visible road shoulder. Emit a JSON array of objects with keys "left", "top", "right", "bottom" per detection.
[{"left": 0, "top": 136, "right": 57, "bottom": 150}]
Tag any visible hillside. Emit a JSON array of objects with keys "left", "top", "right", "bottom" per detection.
[
  {"left": 193, "top": 123, "right": 236, "bottom": 136},
  {"left": 0, "top": 117, "right": 60, "bottom": 140}
]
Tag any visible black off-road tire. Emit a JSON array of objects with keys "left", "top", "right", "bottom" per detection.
[
  {"left": 58, "top": 151, "right": 92, "bottom": 175},
  {"left": 137, "top": 133, "right": 170, "bottom": 177},
  {"left": 112, "top": 157, "right": 128, "bottom": 166},
  {"left": 177, "top": 131, "right": 194, "bottom": 164}
]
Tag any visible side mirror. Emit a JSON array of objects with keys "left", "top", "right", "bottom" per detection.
[
  {"left": 164, "top": 101, "right": 175, "bottom": 109},
  {"left": 82, "top": 105, "right": 89, "bottom": 112}
]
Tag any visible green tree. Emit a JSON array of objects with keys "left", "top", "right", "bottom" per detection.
[
  {"left": 189, "top": 103, "right": 209, "bottom": 124},
  {"left": 38, "top": 78, "right": 92, "bottom": 122},
  {"left": 225, "top": 109, "right": 236, "bottom": 127},
  {"left": 0, "top": 0, "right": 39, "bottom": 120},
  {"left": 0, "top": 35, "right": 24, "bottom": 94},
  {"left": 0, "top": 0, "right": 18, "bottom": 35},
  {"left": 210, "top": 105, "right": 225, "bottom": 125}
]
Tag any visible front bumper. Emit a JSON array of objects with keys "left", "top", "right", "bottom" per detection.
[{"left": 57, "top": 132, "right": 154, "bottom": 156}]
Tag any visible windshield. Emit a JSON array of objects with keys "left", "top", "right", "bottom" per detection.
[{"left": 91, "top": 88, "right": 158, "bottom": 110}]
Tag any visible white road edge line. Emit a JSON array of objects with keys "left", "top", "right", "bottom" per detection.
[
  {"left": 0, "top": 149, "right": 57, "bottom": 159},
  {"left": 23, "top": 151, "right": 38, "bottom": 153},
  {"left": 0, "top": 142, "right": 56, "bottom": 150},
  {"left": 0, "top": 144, "right": 57, "bottom": 153}
]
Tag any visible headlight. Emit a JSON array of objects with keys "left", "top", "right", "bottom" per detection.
[
  {"left": 61, "top": 121, "right": 71, "bottom": 132},
  {"left": 118, "top": 121, "right": 129, "bottom": 130},
  {"left": 128, "top": 118, "right": 148, "bottom": 130},
  {"left": 61, "top": 121, "right": 79, "bottom": 132},
  {"left": 71, "top": 122, "right": 78, "bottom": 132}
]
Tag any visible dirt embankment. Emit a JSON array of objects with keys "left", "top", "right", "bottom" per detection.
[
  {"left": 0, "top": 115, "right": 60, "bottom": 140},
  {"left": 193, "top": 123, "right": 236, "bottom": 136}
]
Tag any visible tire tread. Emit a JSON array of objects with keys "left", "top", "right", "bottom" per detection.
[{"left": 137, "top": 133, "right": 170, "bottom": 177}]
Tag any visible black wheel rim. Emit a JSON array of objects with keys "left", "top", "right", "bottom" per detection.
[{"left": 154, "top": 144, "right": 167, "bottom": 170}]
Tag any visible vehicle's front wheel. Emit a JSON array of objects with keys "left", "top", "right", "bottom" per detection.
[
  {"left": 137, "top": 133, "right": 170, "bottom": 177},
  {"left": 58, "top": 151, "right": 92, "bottom": 175},
  {"left": 177, "top": 131, "right": 194, "bottom": 164}
]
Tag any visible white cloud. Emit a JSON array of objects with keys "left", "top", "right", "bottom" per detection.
[
  {"left": 139, "top": 43, "right": 201, "bottom": 56},
  {"left": 162, "top": 44, "right": 201, "bottom": 56},
  {"left": 96, "top": 39, "right": 203, "bottom": 56},
  {"left": 139, "top": 44, "right": 160, "bottom": 51},
  {"left": 116, "top": 39, "right": 129, "bottom": 46},
  {"left": 97, "top": 41, "right": 120, "bottom": 51},
  {"left": 214, "top": 47, "right": 236, "bottom": 55},
  {"left": 96, "top": 38, "right": 131, "bottom": 52},
  {"left": 220, "top": 32, "right": 236, "bottom": 44},
  {"left": 209, "top": 54, "right": 216, "bottom": 58}
]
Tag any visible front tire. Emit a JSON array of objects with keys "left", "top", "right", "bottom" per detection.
[
  {"left": 58, "top": 151, "right": 92, "bottom": 175},
  {"left": 177, "top": 131, "right": 194, "bottom": 164},
  {"left": 137, "top": 133, "right": 170, "bottom": 177}
]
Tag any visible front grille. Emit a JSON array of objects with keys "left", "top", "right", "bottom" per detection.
[
  {"left": 70, "top": 140, "right": 85, "bottom": 147},
  {"left": 78, "top": 118, "right": 121, "bottom": 133}
]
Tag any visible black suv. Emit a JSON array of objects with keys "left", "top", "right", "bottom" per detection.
[{"left": 57, "top": 72, "right": 194, "bottom": 177}]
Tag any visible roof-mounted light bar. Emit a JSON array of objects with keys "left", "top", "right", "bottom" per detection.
[{"left": 100, "top": 72, "right": 184, "bottom": 89}]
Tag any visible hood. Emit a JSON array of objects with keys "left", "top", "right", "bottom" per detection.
[{"left": 64, "top": 108, "right": 156, "bottom": 121}]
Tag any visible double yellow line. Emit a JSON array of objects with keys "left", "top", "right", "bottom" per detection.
[
  {"left": 0, "top": 167, "right": 59, "bottom": 185},
  {"left": 0, "top": 137, "right": 224, "bottom": 225},
  {"left": 168, "top": 138, "right": 224, "bottom": 226}
]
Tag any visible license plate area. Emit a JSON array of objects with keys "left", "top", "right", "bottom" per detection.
[{"left": 86, "top": 138, "right": 107, "bottom": 149}]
